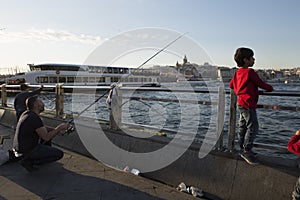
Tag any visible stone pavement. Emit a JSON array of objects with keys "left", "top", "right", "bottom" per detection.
[{"left": 0, "top": 125, "right": 201, "bottom": 200}]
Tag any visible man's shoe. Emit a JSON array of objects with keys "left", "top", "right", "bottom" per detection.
[
  {"left": 20, "top": 159, "right": 38, "bottom": 172},
  {"left": 240, "top": 152, "right": 259, "bottom": 165},
  {"left": 8, "top": 150, "right": 23, "bottom": 162}
]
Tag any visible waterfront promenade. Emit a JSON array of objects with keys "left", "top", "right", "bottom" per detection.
[
  {"left": 0, "top": 125, "right": 199, "bottom": 200},
  {"left": 1, "top": 84, "right": 300, "bottom": 200}
]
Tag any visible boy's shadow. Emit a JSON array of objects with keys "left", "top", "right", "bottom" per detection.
[{"left": 0, "top": 159, "right": 163, "bottom": 200}]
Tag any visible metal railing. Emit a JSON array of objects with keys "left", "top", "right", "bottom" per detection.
[{"left": 1, "top": 83, "right": 300, "bottom": 154}]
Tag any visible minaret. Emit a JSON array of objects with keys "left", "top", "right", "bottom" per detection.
[{"left": 183, "top": 55, "right": 188, "bottom": 65}]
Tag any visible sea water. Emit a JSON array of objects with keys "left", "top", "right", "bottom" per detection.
[{"left": 6, "top": 82, "right": 300, "bottom": 158}]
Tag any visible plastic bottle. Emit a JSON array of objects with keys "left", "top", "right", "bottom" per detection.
[
  {"left": 176, "top": 182, "right": 188, "bottom": 193},
  {"left": 189, "top": 186, "right": 204, "bottom": 197},
  {"left": 130, "top": 168, "right": 140, "bottom": 175},
  {"left": 123, "top": 166, "right": 130, "bottom": 172}
]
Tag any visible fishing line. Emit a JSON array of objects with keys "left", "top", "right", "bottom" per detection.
[
  {"left": 121, "top": 98, "right": 167, "bottom": 119},
  {"left": 65, "top": 32, "right": 188, "bottom": 133},
  {"left": 69, "top": 32, "right": 187, "bottom": 120}
]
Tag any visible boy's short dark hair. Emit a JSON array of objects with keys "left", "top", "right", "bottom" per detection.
[
  {"left": 26, "top": 95, "right": 39, "bottom": 110},
  {"left": 234, "top": 47, "right": 254, "bottom": 67},
  {"left": 20, "top": 83, "right": 29, "bottom": 91}
]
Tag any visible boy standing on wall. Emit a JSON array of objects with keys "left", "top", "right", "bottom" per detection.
[{"left": 229, "top": 47, "right": 273, "bottom": 165}]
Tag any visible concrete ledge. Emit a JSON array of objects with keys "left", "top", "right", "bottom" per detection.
[{"left": 0, "top": 107, "right": 298, "bottom": 200}]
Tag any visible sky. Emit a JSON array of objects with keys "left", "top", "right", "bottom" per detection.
[{"left": 1, "top": 0, "right": 300, "bottom": 74}]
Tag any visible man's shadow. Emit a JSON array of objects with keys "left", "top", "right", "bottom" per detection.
[{"left": 0, "top": 159, "right": 163, "bottom": 200}]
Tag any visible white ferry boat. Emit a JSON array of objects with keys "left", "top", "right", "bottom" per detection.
[{"left": 2, "top": 63, "right": 161, "bottom": 87}]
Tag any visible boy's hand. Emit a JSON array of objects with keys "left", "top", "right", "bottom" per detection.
[{"left": 295, "top": 130, "right": 300, "bottom": 136}]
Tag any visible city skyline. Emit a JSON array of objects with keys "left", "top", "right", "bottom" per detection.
[{"left": 1, "top": 0, "right": 300, "bottom": 74}]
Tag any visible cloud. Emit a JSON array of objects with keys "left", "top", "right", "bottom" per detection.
[{"left": 0, "top": 28, "right": 105, "bottom": 45}]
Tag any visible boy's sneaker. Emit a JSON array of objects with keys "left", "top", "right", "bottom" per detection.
[
  {"left": 240, "top": 151, "right": 259, "bottom": 165},
  {"left": 248, "top": 150, "right": 258, "bottom": 157},
  {"left": 240, "top": 148, "right": 258, "bottom": 157}
]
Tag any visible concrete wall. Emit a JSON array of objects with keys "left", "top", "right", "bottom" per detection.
[{"left": 0, "top": 107, "right": 298, "bottom": 200}]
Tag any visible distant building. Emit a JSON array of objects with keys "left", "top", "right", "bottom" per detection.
[
  {"left": 152, "top": 57, "right": 300, "bottom": 83},
  {"left": 174, "top": 56, "right": 219, "bottom": 81},
  {"left": 217, "top": 67, "right": 236, "bottom": 82},
  {"left": 296, "top": 68, "right": 300, "bottom": 78},
  {"left": 272, "top": 70, "right": 283, "bottom": 79},
  {"left": 256, "top": 69, "right": 267, "bottom": 81}
]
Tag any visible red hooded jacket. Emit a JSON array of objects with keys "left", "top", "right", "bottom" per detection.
[
  {"left": 288, "top": 134, "right": 300, "bottom": 157},
  {"left": 229, "top": 68, "right": 273, "bottom": 109}
]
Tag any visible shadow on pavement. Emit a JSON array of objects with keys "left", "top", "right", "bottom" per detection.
[{"left": 0, "top": 161, "right": 164, "bottom": 200}]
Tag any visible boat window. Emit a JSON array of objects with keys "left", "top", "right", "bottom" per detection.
[
  {"left": 111, "top": 77, "right": 119, "bottom": 82},
  {"left": 59, "top": 77, "right": 66, "bottom": 83},
  {"left": 113, "top": 68, "right": 119, "bottom": 73},
  {"left": 108, "top": 67, "right": 112, "bottom": 73},
  {"left": 49, "top": 77, "right": 57, "bottom": 83},
  {"left": 89, "top": 77, "right": 96, "bottom": 82},
  {"left": 143, "top": 78, "right": 147, "bottom": 82},
  {"left": 19, "top": 78, "right": 25, "bottom": 84},
  {"left": 82, "top": 77, "right": 88, "bottom": 82},
  {"left": 67, "top": 77, "right": 75, "bottom": 83},
  {"left": 124, "top": 68, "right": 129, "bottom": 74},
  {"left": 43, "top": 77, "right": 49, "bottom": 83},
  {"left": 36, "top": 65, "right": 81, "bottom": 71},
  {"left": 98, "top": 77, "right": 105, "bottom": 82},
  {"left": 134, "top": 78, "right": 138, "bottom": 82},
  {"left": 29, "top": 65, "right": 41, "bottom": 71},
  {"left": 8, "top": 78, "right": 26, "bottom": 85},
  {"left": 75, "top": 77, "right": 82, "bottom": 82},
  {"left": 36, "top": 76, "right": 49, "bottom": 83},
  {"left": 35, "top": 77, "right": 40, "bottom": 83}
]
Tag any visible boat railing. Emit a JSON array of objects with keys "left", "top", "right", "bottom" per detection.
[{"left": 1, "top": 83, "right": 299, "bottom": 155}]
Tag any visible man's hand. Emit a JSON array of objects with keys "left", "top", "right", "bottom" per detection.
[
  {"left": 296, "top": 130, "right": 300, "bottom": 136},
  {"left": 56, "top": 123, "right": 69, "bottom": 135}
]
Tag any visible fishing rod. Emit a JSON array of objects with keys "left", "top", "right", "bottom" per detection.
[
  {"left": 65, "top": 32, "right": 188, "bottom": 133},
  {"left": 67, "top": 90, "right": 109, "bottom": 124},
  {"left": 135, "top": 32, "right": 188, "bottom": 70},
  {"left": 9, "top": 32, "right": 188, "bottom": 163}
]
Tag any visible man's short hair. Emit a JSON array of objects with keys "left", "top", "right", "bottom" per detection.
[
  {"left": 20, "top": 83, "right": 29, "bottom": 91},
  {"left": 26, "top": 95, "right": 39, "bottom": 110},
  {"left": 234, "top": 47, "right": 254, "bottom": 67}
]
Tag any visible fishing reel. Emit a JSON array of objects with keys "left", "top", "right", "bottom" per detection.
[{"left": 64, "top": 124, "right": 75, "bottom": 135}]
